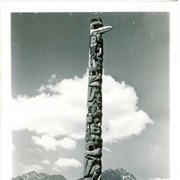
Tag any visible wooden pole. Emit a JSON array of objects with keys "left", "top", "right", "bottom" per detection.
[{"left": 83, "top": 17, "right": 112, "bottom": 180}]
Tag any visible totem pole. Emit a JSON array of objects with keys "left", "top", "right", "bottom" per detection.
[{"left": 83, "top": 17, "right": 112, "bottom": 180}]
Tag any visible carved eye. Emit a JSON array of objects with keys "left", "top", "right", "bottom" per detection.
[
  {"left": 87, "top": 144, "right": 95, "bottom": 151},
  {"left": 91, "top": 24, "right": 99, "bottom": 29},
  {"left": 91, "top": 23, "right": 103, "bottom": 29},
  {"left": 90, "top": 70, "right": 97, "bottom": 76},
  {"left": 94, "top": 24, "right": 100, "bottom": 29},
  {"left": 95, "top": 121, "right": 101, "bottom": 126},
  {"left": 92, "top": 71, "right": 96, "bottom": 75}
]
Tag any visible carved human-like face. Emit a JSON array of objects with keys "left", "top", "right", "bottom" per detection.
[{"left": 89, "top": 67, "right": 102, "bottom": 87}]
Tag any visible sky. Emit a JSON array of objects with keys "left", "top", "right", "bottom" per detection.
[{"left": 11, "top": 12, "right": 169, "bottom": 180}]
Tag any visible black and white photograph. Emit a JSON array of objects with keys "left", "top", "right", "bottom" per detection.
[
  {"left": 10, "top": 11, "right": 170, "bottom": 180},
  {"left": 2, "top": 1, "right": 180, "bottom": 179}
]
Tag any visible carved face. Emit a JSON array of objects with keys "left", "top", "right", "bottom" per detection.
[
  {"left": 90, "top": 18, "right": 103, "bottom": 37},
  {"left": 89, "top": 67, "right": 102, "bottom": 87}
]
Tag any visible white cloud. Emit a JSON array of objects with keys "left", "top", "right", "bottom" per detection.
[
  {"left": 32, "top": 135, "right": 76, "bottom": 151},
  {"left": 41, "top": 160, "right": 50, "bottom": 165},
  {"left": 32, "top": 135, "right": 58, "bottom": 151},
  {"left": 52, "top": 166, "right": 60, "bottom": 172},
  {"left": 58, "top": 137, "right": 77, "bottom": 149},
  {"left": 21, "top": 164, "right": 44, "bottom": 174},
  {"left": 54, "top": 158, "right": 82, "bottom": 169},
  {"left": 12, "top": 71, "right": 153, "bottom": 147}
]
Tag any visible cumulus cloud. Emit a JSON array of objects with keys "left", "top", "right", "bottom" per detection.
[
  {"left": 58, "top": 137, "right": 77, "bottom": 149},
  {"left": 54, "top": 158, "right": 82, "bottom": 169},
  {"left": 41, "top": 160, "right": 50, "bottom": 165},
  {"left": 32, "top": 135, "right": 76, "bottom": 151},
  {"left": 102, "top": 75, "right": 153, "bottom": 142},
  {"left": 12, "top": 71, "right": 153, "bottom": 148}
]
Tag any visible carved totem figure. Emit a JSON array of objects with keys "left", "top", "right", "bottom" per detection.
[{"left": 83, "top": 17, "right": 112, "bottom": 180}]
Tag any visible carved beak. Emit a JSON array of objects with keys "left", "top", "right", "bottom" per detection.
[
  {"left": 91, "top": 25, "right": 112, "bottom": 34},
  {"left": 98, "top": 25, "right": 112, "bottom": 34}
]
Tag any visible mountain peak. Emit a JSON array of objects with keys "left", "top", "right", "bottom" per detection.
[
  {"left": 102, "top": 168, "right": 137, "bottom": 180},
  {"left": 27, "top": 171, "right": 38, "bottom": 175},
  {"left": 12, "top": 171, "right": 67, "bottom": 180},
  {"left": 115, "top": 168, "right": 130, "bottom": 174},
  {"left": 13, "top": 168, "right": 137, "bottom": 180}
]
